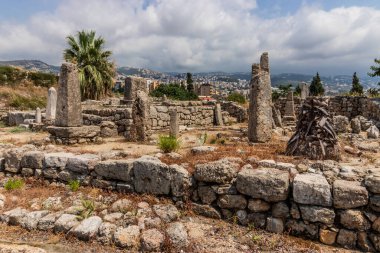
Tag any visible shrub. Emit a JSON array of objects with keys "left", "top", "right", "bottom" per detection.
[
  {"left": 227, "top": 92, "right": 246, "bottom": 104},
  {"left": 158, "top": 135, "right": 180, "bottom": 153},
  {"left": 4, "top": 178, "right": 24, "bottom": 190},
  {"left": 68, "top": 180, "right": 80, "bottom": 192}
]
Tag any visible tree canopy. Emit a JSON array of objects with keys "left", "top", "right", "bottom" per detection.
[
  {"left": 64, "top": 30, "right": 115, "bottom": 100},
  {"left": 186, "top": 72, "right": 194, "bottom": 93},
  {"left": 309, "top": 72, "right": 324, "bottom": 96},
  {"left": 350, "top": 72, "right": 363, "bottom": 95},
  {"left": 150, "top": 83, "right": 198, "bottom": 100},
  {"left": 369, "top": 58, "right": 380, "bottom": 85},
  {"left": 227, "top": 92, "right": 246, "bottom": 104}
]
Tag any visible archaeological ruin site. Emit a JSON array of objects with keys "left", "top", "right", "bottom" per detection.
[{"left": 1, "top": 53, "right": 380, "bottom": 253}]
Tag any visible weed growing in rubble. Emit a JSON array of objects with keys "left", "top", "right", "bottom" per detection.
[
  {"left": 79, "top": 199, "right": 95, "bottom": 219},
  {"left": 68, "top": 179, "right": 80, "bottom": 192},
  {"left": 158, "top": 135, "right": 180, "bottom": 153},
  {"left": 4, "top": 178, "right": 24, "bottom": 191}
]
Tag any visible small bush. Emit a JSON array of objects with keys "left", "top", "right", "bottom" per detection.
[
  {"left": 68, "top": 180, "right": 80, "bottom": 192},
  {"left": 158, "top": 135, "right": 180, "bottom": 153},
  {"left": 4, "top": 178, "right": 24, "bottom": 190},
  {"left": 227, "top": 92, "right": 246, "bottom": 104}
]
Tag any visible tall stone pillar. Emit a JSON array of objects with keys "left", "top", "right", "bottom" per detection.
[
  {"left": 214, "top": 103, "right": 224, "bottom": 126},
  {"left": 46, "top": 63, "right": 100, "bottom": 145},
  {"left": 127, "top": 91, "right": 151, "bottom": 142},
  {"left": 46, "top": 87, "right": 57, "bottom": 121},
  {"left": 300, "top": 83, "right": 309, "bottom": 100},
  {"left": 123, "top": 76, "right": 148, "bottom": 105},
  {"left": 55, "top": 63, "right": 82, "bottom": 127},
  {"left": 284, "top": 91, "right": 295, "bottom": 118},
  {"left": 169, "top": 109, "right": 179, "bottom": 138},
  {"left": 248, "top": 52, "right": 273, "bottom": 143},
  {"left": 35, "top": 107, "right": 41, "bottom": 124}
]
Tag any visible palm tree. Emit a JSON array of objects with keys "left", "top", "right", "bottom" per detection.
[{"left": 64, "top": 30, "right": 115, "bottom": 100}]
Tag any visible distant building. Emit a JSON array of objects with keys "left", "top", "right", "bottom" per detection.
[{"left": 197, "top": 83, "right": 212, "bottom": 96}]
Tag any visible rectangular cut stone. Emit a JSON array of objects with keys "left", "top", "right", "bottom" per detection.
[
  {"left": 236, "top": 167, "right": 289, "bottom": 202},
  {"left": 66, "top": 154, "right": 100, "bottom": 174},
  {"left": 94, "top": 159, "right": 134, "bottom": 182},
  {"left": 248, "top": 52, "right": 272, "bottom": 143},
  {"left": 293, "top": 174, "right": 332, "bottom": 206},
  {"left": 55, "top": 63, "right": 82, "bottom": 127},
  {"left": 46, "top": 125, "right": 100, "bottom": 138},
  {"left": 133, "top": 156, "right": 171, "bottom": 195},
  {"left": 333, "top": 180, "right": 368, "bottom": 209}
]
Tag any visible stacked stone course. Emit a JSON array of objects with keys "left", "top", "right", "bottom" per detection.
[{"left": 1, "top": 145, "right": 380, "bottom": 251}]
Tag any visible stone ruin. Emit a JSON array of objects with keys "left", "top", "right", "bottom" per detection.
[
  {"left": 248, "top": 52, "right": 273, "bottom": 143},
  {"left": 47, "top": 63, "right": 101, "bottom": 144},
  {"left": 286, "top": 97, "right": 340, "bottom": 160}
]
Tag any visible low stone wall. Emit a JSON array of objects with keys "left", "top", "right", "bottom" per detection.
[
  {"left": 220, "top": 101, "right": 247, "bottom": 122},
  {"left": 150, "top": 102, "right": 215, "bottom": 130},
  {"left": 274, "top": 97, "right": 302, "bottom": 117},
  {"left": 82, "top": 101, "right": 243, "bottom": 135},
  {"left": 1, "top": 146, "right": 380, "bottom": 251},
  {"left": 329, "top": 96, "right": 380, "bottom": 122},
  {"left": 83, "top": 107, "right": 132, "bottom": 136}
]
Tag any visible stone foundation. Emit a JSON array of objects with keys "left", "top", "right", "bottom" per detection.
[
  {"left": 46, "top": 125, "right": 101, "bottom": 145},
  {"left": 2, "top": 146, "right": 380, "bottom": 251}
]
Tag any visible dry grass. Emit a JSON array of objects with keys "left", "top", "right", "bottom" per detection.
[
  {"left": 0, "top": 84, "right": 49, "bottom": 110},
  {"left": 161, "top": 137, "right": 299, "bottom": 173}
]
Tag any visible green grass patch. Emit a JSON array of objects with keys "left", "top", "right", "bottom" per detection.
[
  {"left": 8, "top": 126, "right": 30, "bottom": 133},
  {"left": 68, "top": 179, "right": 80, "bottom": 192},
  {"left": 158, "top": 135, "right": 181, "bottom": 153},
  {"left": 4, "top": 178, "right": 24, "bottom": 191}
]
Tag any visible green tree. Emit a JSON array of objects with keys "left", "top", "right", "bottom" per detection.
[
  {"left": 369, "top": 58, "right": 380, "bottom": 84},
  {"left": 227, "top": 92, "right": 246, "bottom": 104},
  {"left": 294, "top": 84, "right": 302, "bottom": 97},
  {"left": 150, "top": 83, "right": 198, "bottom": 100},
  {"left": 64, "top": 30, "right": 115, "bottom": 100},
  {"left": 186, "top": 72, "right": 194, "bottom": 93},
  {"left": 350, "top": 72, "right": 363, "bottom": 95},
  {"left": 309, "top": 72, "right": 324, "bottom": 96}
]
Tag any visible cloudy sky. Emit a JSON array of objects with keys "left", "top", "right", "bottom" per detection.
[{"left": 1, "top": 0, "right": 380, "bottom": 75}]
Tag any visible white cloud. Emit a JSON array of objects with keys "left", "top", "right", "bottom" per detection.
[{"left": 0, "top": 0, "right": 379, "bottom": 75}]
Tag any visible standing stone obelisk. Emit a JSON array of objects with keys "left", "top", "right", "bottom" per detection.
[
  {"left": 55, "top": 63, "right": 82, "bottom": 127},
  {"left": 214, "top": 103, "right": 224, "bottom": 126},
  {"left": 300, "top": 83, "right": 309, "bottom": 100},
  {"left": 248, "top": 52, "right": 273, "bottom": 142},
  {"left": 46, "top": 87, "right": 57, "bottom": 121},
  {"left": 35, "top": 107, "right": 42, "bottom": 124},
  {"left": 169, "top": 109, "right": 179, "bottom": 138}
]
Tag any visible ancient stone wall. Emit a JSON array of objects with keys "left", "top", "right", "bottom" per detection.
[
  {"left": 83, "top": 101, "right": 244, "bottom": 135},
  {"left": 329, "top": 96, "right": 380, "bottom": 122},
  {"left": 2, "top": 147, "right": 380, "bottom": 251},
  {"left": 220, "top": 101, "right": 247, "bottom": 122},
  {"left": 150, "top": 102, "right": 215, "bottom": 130},
  {"left": 274, "top": 96, "right": 302, "bottom": 118}
]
